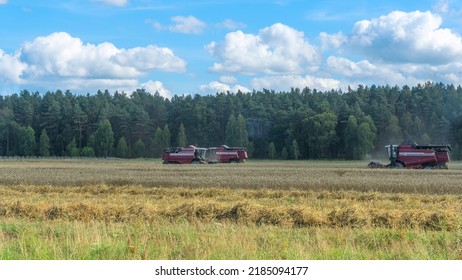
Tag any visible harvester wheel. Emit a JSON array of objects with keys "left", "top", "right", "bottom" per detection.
[{"left": 392, "top": 162, "right": 404, "bottom": 169}]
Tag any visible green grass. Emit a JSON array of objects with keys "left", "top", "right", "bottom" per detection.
[{"left": 1, "top": 219, "right": 462, "bottom": 260}]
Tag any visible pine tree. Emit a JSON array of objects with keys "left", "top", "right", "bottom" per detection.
[
  {"left": 66, "top": 138, "right": 80, "bottom": 157},
  {"left": 115, "top": 136, "right": 128, "bottom": 158},
  {"left": 162, "top": 124, "right": 171, "bottom": 148},
  {"left": 281, "top": 147, "right": 288, "bottom": 160},
  {"left": 225, "top": 114, "right": 236, "bottom": 145},
  {"left": 133, "top": 138, "right": 146, "bottom": 158},
  {"left": 291, "top": 139, "right": 300, "bottom": 160},
  {"left": 268, "top": 142, "right": 276, "bottom": 159},
  {"left": 236, "top": 114, "right": 249, "bottom": 147},
  {"left": 177, "top": 123, "right": 187, "bottom": 147},
  {"left": 18, "top": 126, "right": 36, "bottom": 156},
  {"left": 152, "top": 127, "right": 163, "bottom": 156},
  {"left": 93, "top": 119, "right": 114, "bottom": 157},
  {"left": 344, "top": 115, "right": 359, "bottom": 160},
  {"left": 38, "top": 129, "right": 50, "bottom": 157}
]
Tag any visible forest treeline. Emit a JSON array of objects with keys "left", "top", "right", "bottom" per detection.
[{"left": 1, "top": 82, "right": 462, "bottom": 160}]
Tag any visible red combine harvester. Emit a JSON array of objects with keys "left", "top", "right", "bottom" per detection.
[
  {"left": 368, "top": 141, "right": 451, "bottom": 169},
  {"left": 162, "top": 145, "right": 207, "bottom": 164},
  {"left": 206, "top": 145, "right": 248, "bottom": 163}
]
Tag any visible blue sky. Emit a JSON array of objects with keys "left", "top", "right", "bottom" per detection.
[{"left": 1, "top": 0, "right": 462, "bottom": 98}]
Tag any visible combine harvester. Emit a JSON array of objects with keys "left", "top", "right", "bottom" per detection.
[
  {"left": 162, "top": 145, "right": 207, "bottom": 164},
  {"left": 368, "top": 141, "right": 452, "bottom": 169},
  {"left": 206, "top": 145, "right": 248, "bottom": 163},
  {"left": 162, "top": 145, "right": 248, "bottom": 164}
]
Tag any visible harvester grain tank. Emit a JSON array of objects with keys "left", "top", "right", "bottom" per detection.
[
  {"left": 206, "top": 145, "right": 248, "bottom": 163},
  {"left": 162, "top": 145, "right": 207, "bottom": 164}
]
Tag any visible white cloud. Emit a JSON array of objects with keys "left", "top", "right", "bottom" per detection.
[
  {"left": 113, "top": 45, "right": 186, "bottom": 72},
  {"left": 0, "top": 50, "right": 26, "bottom": 84},
  {"left": 19, "top": 32, "right": 185, "bottom": 78},
  {"left": 94, "top": 0, "right": 128, "bottom": 7},
  {"left": 206, "top": 23, "right": 320, "bottom": 75},
  {"left": 0, "top": 32, "right": 186, "bottom": 93},
  {"left": 152, "top": 16, "right": 207, "bottom": 34},
  {"left": 327, "top": 56, "right": 411, "bottom": 85},
  {"left": 199, "top": 81, "right": 250, "bottom": 94},
  {"left": 327, "top": 56, "right": 376, "bottom": 78},
  {"left": 251, "top": 75, "right": 343, "bottom": 92},
  {"left": 319, "top": 10, "right": 462, "bottom": 87},
  {"left": 319, "top": 32, "right": 347, "bottom": 51},
  {"left": 141, "top": 80, "right": 171, "bottom": 98},
  {"left": 0, "top": 0, "right": 7, "bottom": 4},
  {"left": 350, "top": 10, "right": 462, "bottom": 64}
]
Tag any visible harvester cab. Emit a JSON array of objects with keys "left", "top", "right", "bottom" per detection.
[{"left": 385, "top": 144, "right": 399, "bottom": 165}]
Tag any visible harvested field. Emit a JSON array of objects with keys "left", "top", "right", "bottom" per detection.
[{"left": 0, "top": 159, "right": 461, "bottom": 259}]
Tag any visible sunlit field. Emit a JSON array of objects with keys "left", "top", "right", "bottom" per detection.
[{"left": 0, "top": 159, "right": 461, "bottom": 259}]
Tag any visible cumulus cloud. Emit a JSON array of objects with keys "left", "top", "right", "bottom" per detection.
[
  {"left": 326, "top": 56, "right": 411, "bottom": 85},
  {"left": 0, "top": 32, "right": 185, "bottom": 93},
  {"left": 251, "top": 75, "right": 343, "bottom": 92},
  {"left": 152, "top": 16, "right": 207, "bottom": 34},
  {"left": 350, "top": 10, "right": 462, "bottom": 64},
  {"left": 113, "top": 45, "right": 186, "bottom": 72},
  {"left": 199, "top": 81, "right": 250, "bottom": 94},
  {"left": 317, "top": 10, "right": 462, "bottom": 87},
  {"left": 320, "top": 32, "right": 347, "bottom": 51},
  {"left": 206, "top": 23, "right": 320, "bottom": 75},
  {"left": 141, "top": 80, "right": 171, "bottom": 98},
  {"left": 20, "top": 32, "right": 185, "bottom": 78},
  {"left": 0, "top": 50, "right": 26, "bottom": 84},
  {"left": 327, "top": 56, "right": 376, "bottom": 78}
]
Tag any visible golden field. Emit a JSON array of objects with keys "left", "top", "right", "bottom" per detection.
[{"left": 0, "top": 159, "right": 461, "bottom": 259}]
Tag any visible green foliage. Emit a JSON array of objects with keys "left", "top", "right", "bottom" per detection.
[
  {"left": 66, "top": 138, "right": 80, "bottom": 157},
  {"left": 225, "top": 114, "right": 237, "bottom": 145},
  {"left": 0, "top": 83, "right": 462, "bottom": 159},
  {"left": 152, "top": 127, "right": 163, "bottom": 156},
  {"left": 38, "top": 129, "right": 50, "bottom": 157},
  {"left": 268, "top": 142, "right": 276, "bottom": 159},
  {"left": 303, "top": 112, "right": 337, "bottom": 158},
  {"left": 161, "top": 124, "right": 171, "bottom": 148},
  {"left": 280, "top": 147, "right": 288, "bottom": 160},
  {"left": 133, "top": 139, "right": 146, "bottom": 158},
  {"left": 115, "top": 137, "right": 128, "bottom": 158},
  {"left": 344, "top": 115, "right": 376, "bottom": 160},
  {"left": 18, "top": 126, "right": 36, "bottom": 156},
  {"left": 93, "top": 119, "right": 114, "bottom": 157},
  {"left": 225, "top": 113, "right": 250, "bottom": 151},
  {"left": 80, "top": 146, "right": 95, "bottom": 157},
  {"left": 177, "top": 123, "right": 187, "bottom": 147},
  {"left": 290, "top": 139, "right": 300, "bottom": 160}
]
